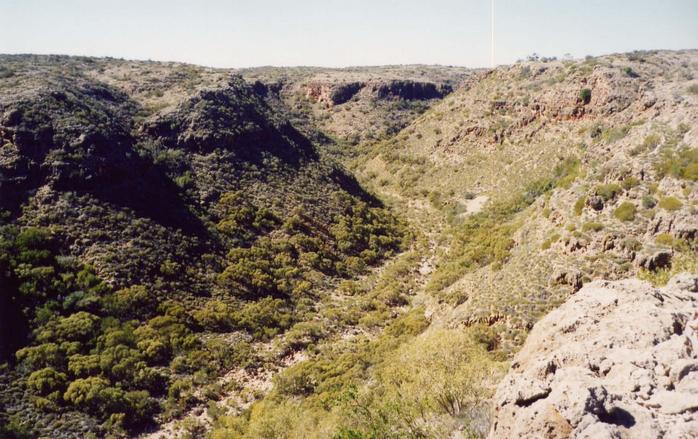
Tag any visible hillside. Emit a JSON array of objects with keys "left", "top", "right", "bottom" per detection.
[
  {"left": 1, "top": 50, "right": 697, "bottom": 439},
  {"left": 348, "top": 49, "right": 698, "bottom": 345},
  {"left": 206, "top": 49, "right": 697, "bottom": 438},
  {"left": 0, "top": 55, "right": 409, "bottom": 437}
]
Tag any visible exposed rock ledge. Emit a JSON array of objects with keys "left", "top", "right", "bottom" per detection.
[{"left": 489, "top": 274, "right": 698, "bottom": 439}]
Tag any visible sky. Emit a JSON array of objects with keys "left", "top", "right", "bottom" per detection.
[{"left": 1, "top": 0, "right": 696, "bottom": 68}]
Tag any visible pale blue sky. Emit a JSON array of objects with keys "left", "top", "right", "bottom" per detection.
[{"left": 1, "top": 0, "right": 696, "bottom": 67}]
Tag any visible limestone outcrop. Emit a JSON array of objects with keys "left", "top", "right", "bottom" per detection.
[{"left": 489, "top": 274, "right": 698, "bottom": 439}]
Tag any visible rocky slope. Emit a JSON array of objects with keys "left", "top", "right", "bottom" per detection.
[
  {"left": 489, "top": 273, "right": 698, "bottom": 439},
  {"left": 348, "top": 49, "right": 698, "bottom": 349}
]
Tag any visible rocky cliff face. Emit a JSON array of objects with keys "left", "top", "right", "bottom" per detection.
[
  {"left": 303, "top": 79, "right": 451, "bottom": 107},
  {"left": 489, "top": 274, "right": 698, "bottom": 439},
  {"left": 236, "top": 65, "right": 473, "bottom": 143}
]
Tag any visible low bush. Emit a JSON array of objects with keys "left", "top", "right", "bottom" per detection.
[
  {"left": 574, "top": 196, "right": 586, "bottom": 216},
  {"left": 541, "top": 233, "right": 561, "bottom": 250},
  {"left": 613, "top": 202, "right": 636, "bottom": 221},
  {"left": 595, "top": 183, "right": 622, "bottom": 201},
  {"left": 621, "top": 176, "right": 640, "bottom": 190},
  {"left": 429, "top": 163, "right": 580, "bottom": 294},
  {"left": 601, "top": 126, "right": 630, "bottom": 144},
  {"left": 579, "top": 88, "right": 592, "bottom": 104},
  {"left": 641, "top": 194, "right": 657, "bottom": 209},
  {"left": 658, "top": 196, "right": 682, "bottom": 211},
  {"left": 624, "top": 67, "right": 639, "bottom": 78},
  {"left": 582, "top": 221, "right": 604, "bottom": 232},
  {"left": 655, "top": 147, "right": 698, "bottom": 181},
  {"left": 655, "top": 233, "right": 675, "bottom": 247}
]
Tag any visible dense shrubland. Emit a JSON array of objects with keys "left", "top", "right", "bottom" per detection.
[
  {"left": 1, "top": 227, "right": 167, "bottom": 435},
  {"left": 215, "top": 191, "right": 404, "bottom": 302},
  {"left": 208, "top": 308, "right": 505, "bottom": 439},
  {"left": 0, "top": 186, "right": 406, "bottom": 437}
]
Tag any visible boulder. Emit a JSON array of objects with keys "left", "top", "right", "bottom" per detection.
[
  {"left": 489, "top": 274, "right": 698, "bottom": 439},
  {"left": 550, "top": 269, "right": 583, "bottom": 291},
  {"left": 636, "top": 250, "right": 672, "bottom": 271}
]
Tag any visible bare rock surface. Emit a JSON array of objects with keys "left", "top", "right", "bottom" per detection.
[{"left": 489, "top": 273, "right": 698, "bottom": 439}]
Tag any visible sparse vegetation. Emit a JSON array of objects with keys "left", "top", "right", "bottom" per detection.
[
  {"left": 209, "top": 318, "right": 505, "bottom": 438},
  {"left": 624, "top": 67, "right": 639, "bottom": 78},
  {"left": 601, "top": 125, "right": 630, "bottom": 144},
  {"left": 574, "top": 196, "right": 586, "bottom": 216},
  {"left": 639, "top": 251, "right": 698, "bottom": 286},
  {"left": 541, "top": 233, "right": 561, "bottom": 250},
  {"left": 656, "top": 146, "right": 698, "bottom": 181},
  {"left": 642, "top": 194, "right": 657, "bottom": 209}
]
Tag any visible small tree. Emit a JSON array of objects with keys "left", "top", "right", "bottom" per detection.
[
  {"left": 27, "top": 367, "right": 67, "bottom": 396},
  {"left": 579, "top": 88, "right": 592, "bottom": 104}
]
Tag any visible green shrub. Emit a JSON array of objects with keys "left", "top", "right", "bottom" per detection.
[
  {"left": 601, "top": 126, "right": 630, "bottom": 144},
  {"left": 688, "top": 84, "right": 698, "bottom": 95},
  {"left": 541, "top": 233, "right": 561, "bottom": 250},
  {"left": 27, "top": 367, "right": 67, "bottom": 396},
  {"left": 174, "top": 171, "right": 193, "bottom": 189},
  {"left": 192, "top": 300, "right": 234, "bottom": 331},
  {"left": 552, "top": 157, "right": 582, "bottom": 188},
  {"left": 103, "top": 285, "right": 154, "bottom": 320},
  {"left": 16, "top": 343, "right": 63, "bottom": 369},
  {"left": 595, "top": 183, "right": 622, "bottom": 201},
  {"left": 643, "top": 133, "right": 661, "bottom": 149},
  {"left": 333, "top": 328, "right": 505, "bottom": 437},
  {"left": 63, "top": 376, "right": 117, "bottom": 414},
  {"left": 658, "top": 197, "right": 682, "bottom": 211},
  {"left": 621, "top": 176, "right": 640, "bottom": 190},
  {"left": 641, "top": 194, "right": 657, "bottom": 209},
  {"left": 574, "top": 196, "right": 586, "bottom": 216},
  {"left": 624, "top": 67, "right": 639, "bottom": 78},
  {"left": 67, "top": 353, "right": 101, "bottom": 377},
  {"left": 582, "top": 221, "right": 604, "bottom": 232},
  {"left": 655, "top": 147, "right": 698, "bottom": 181},
  {"left": 621, "top": 238, "right": 642, "bottom": 251},
  {"left": 284, "top": 321, "right": 326, "bottom": 350},
  {"left": 579, "top": 88, "right": 592, "bottom": 104},
  {"left": 613, "top": 202, "right": 636, "bottom": 221},
  {"left": 655, "top": 233, "right": 675, "bottom": 247},
  {"left": 639, "top": 252, "right": 698, "bottom": 286},
  {"left": 235, "top": 297, "right": 293, "bottom": 340}
]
